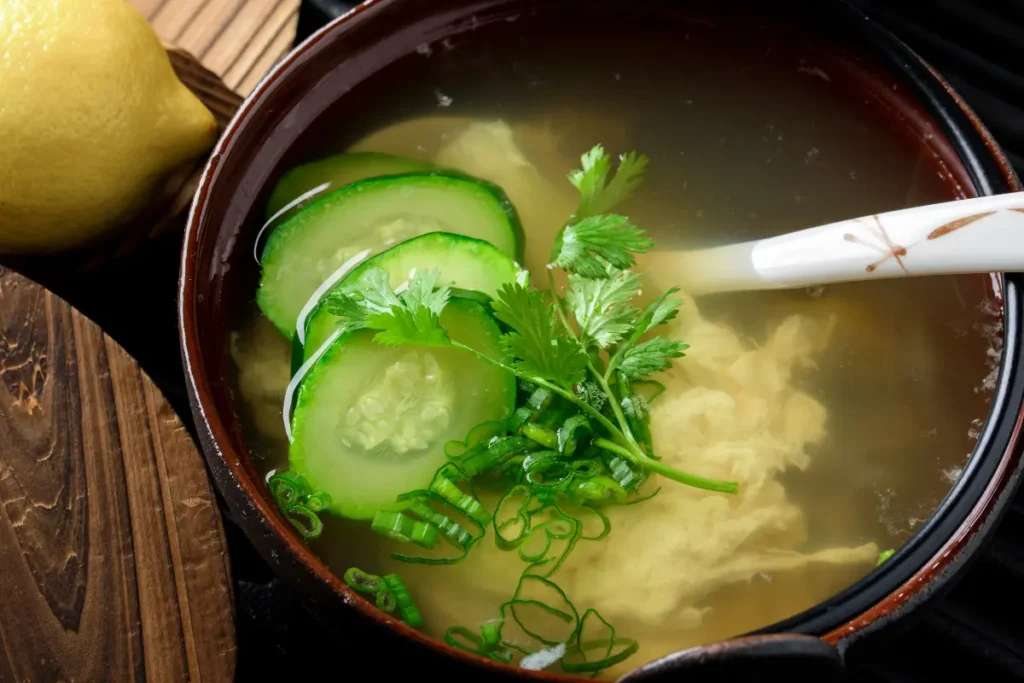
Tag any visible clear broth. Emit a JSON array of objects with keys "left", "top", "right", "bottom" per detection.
[{"left": 229, "top": 12, "right": 1000, "bottom": 678}]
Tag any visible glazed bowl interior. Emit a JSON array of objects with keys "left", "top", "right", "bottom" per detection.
[{"left": 181, "top": 0, "right": 1023, "bottom": 678}]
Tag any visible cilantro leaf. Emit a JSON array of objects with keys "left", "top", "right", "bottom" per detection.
[
  {"left": 632, "top": 286, "right": 683, "bottom": 339},
  {"left": 617, "top": 337, "right": 688, "bottom": 380},
  {"left": 322, "top": 267, "right": 401, "bottom": 330},
  {"left": 553, "top": 214, "right": 654, "bottom": 278},
  {"left": 490, "top": 283, "right": 588, "bottom": 386},
  {"left": 322, "top": 291, "right": 371, "bottom": 330},
  {"left": 323, "top": 266, "right": 452, "bottom": 347},
  {"left": 399, "top": 267, "right": 451, "bottom": 317},
  {"left": 368, "top": 306, "right": 450, "bottom": 347},
  {"left": 566, "top": 268, "right": 640, "bottom": 349},
  {"left": 569, "top": 145, "right": 649, "bottom": 217}
]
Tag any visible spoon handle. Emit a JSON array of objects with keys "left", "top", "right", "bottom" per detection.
[{"left": 657, "top": 191, "right": 1024, "bottom": 296}]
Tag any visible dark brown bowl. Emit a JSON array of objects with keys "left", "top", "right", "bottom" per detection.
[{"left": 180, "top": 1, "right": 1024, "bottom": 680}]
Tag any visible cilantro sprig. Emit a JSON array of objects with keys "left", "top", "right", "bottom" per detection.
[{"left": 323, "top": 145, "right": 737, "bottom": 495}]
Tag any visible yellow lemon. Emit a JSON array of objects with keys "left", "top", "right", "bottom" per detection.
[{"left": 0, "top": 0, "right": 217, "bottom": 252}]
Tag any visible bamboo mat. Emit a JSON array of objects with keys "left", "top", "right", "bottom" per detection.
[{"left": 129, "top": 0, "right": 301, "bottom": 95}]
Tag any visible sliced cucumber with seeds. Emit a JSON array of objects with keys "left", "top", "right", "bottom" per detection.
[
  {"left": 257, "top": 173, "right": 523, "bottom": 336},
  {"left": 289, "top": 297, "right": 514, "bottom": 520},
  {"left": 265, "top": 152, "right": 433, "bottom": 222},
  {"left": 303, "top": 232, "right": 523, "bottom": 358}
]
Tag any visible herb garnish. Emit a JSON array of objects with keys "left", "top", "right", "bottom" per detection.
[
  {"left": 290, "top": 145, "right": 742, "bottom": 675},
  {"left": 326, "top": 146, "right": 738, "bottom": 495}
]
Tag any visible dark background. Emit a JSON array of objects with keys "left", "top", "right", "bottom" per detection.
[{"left": 25, "top": 1, "right": 1024, "bottom": 681}]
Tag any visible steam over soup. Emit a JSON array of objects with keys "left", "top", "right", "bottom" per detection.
[{"left": 230, "top": 20, "right": 999, "bottom": 678}]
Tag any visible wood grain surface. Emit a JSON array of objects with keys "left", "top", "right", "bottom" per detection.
[
  {"left": 134, "top": 0, "right": 300, "bottom": 95},
  {"left": 0, "top": 267, "right": 236, "bottom": 683}
]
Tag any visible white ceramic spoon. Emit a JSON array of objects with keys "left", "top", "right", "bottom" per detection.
[{"left": 642, "top": 192, "right": 1024, "bottom": 296}]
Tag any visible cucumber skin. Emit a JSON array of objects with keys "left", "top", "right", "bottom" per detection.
[
  {"left": 265, "top": 152, "right": 434, "bottom": 221},
  {"left": 288, "top": 298, "right": 515, "bottom": 520},
  {"left": 256, "top": 171, "right": 526, "bottom": 337},
  {"left": 302, "top": 232, "right": 522, "bottom": 359}
]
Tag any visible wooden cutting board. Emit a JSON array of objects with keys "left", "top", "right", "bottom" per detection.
[
  {"left": 0, "top": 267, "right": 236, "bottom": 682},
  {"left": 0, "top": 2, "right": 300, "bottom": 680}
]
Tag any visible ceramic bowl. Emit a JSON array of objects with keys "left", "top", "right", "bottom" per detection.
[{"left": 180, "top": 1, "right": 1024, "bottom": 679}]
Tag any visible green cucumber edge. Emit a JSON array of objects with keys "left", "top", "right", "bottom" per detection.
[
  {"left": 256, "top": 171, "right": 525, "bottom": 337},
  {"left": 301, "top": 232, "right": 522, "bottom": 357},
  {"left": 288, "top": 297, "right": 516, "bottom": 518}
]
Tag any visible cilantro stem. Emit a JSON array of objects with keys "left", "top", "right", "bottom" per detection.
[
  {"left": 547, "top": 269, "right": 576, "bottom": 339},
  {"left": 545, "top": 269, "right": 640, "bottom": 449},
  {"left": 590, "top": 370, "right": 637, "bottom": 443},
  {"left": 448, "top": 340, "right": 738, "bottom": 494},
  {"left": 448, "top": 341, "right": 628, "bottom": 447},
  {"left": 593, "top": 438, "right": 738, "bottom": 494}
]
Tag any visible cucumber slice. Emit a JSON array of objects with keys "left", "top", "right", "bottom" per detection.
[
  {"left": 257, "top": 173, "right": 523, "bottom": 336},
  {"left": 289, "top": 297, "right": 515, "bottom": 520},
  {"left": 265, "top": 152, "right": 433, "bottom": 222},
  {"left": 303, "top": 232, "right": 522, "bottom": 358}
]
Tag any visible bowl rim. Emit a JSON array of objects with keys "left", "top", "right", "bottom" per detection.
[{"left": 179, "top": 0, "right": 1024, "bottom": 679}]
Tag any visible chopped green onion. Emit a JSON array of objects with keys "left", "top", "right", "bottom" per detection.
[
  {"left": 557, "top": 415, "right": 593, "bottom": 456},
  {"left": 623, "top": 485, "right": 661, "bottom": 505},
  {"left": 577, "top": 506, "right": 611, "bottom": 541},
  {"left": 522, "top": 422, "right": 559, "bottom": 450},
  {"left": 343, "top": 567, "right": 384, "bottom": 595},
  {"left": 444, "top": 439, "right": 470, "bottom": 459},
  {"left": 283, "top": 505, "right": 322, "bottom": 539},
  {"left": 523, "top": 452, "right": 573, "bottom": 490},
  {"left": 503, "top": 574, "right": 579, "bottom": 646},
  {"left": 570, "top": 459, "right": 602, "bottom": 478},
  {"left": 618, "top": 373, "right": 653, "bottom": 455},
  {"left": 404, "top": 499, "right": 474, "bottom": 548},
  {"left": 570, "top": 475, "right": 629, "bottom": 506},
  {"left": 268, "top": 471, "right": 329, "bottom": 539},
  {"left": 877, "top": 548, "right": 895, "bottom": 565},
  {"left": 304, "top": 491, "right": 332, "bottom": 512},
  {"left": 371, "top": 510, "right": 438, "bottom": 548},
  {"left": 376, "top": 585, "right": 397, "bottom": 613},
  {"left": 518, "top": 527, "right": 552, "bottom": 562},
  {"left": 494, "top": 485, "right": 533, "bottom": 549},
  {"left": 507, "top": 405, "right": 535, "bottom": 433},
  {"left": 391, "top": 546, "right": 472, "bottom": 566},
  {"left": 598, "top": 450, "right": 645, "bottom": 491},
  {"left": 536, "top": 396, "right": 578, "bottom": 429},
  {"left": 527, "top": 387, "right": 555, "bottom": 412},
  {"left": 430, "top": 475, "right": 491, "bottom": 526},
  {"left": 445, "top": 626, "right": 515, "bottom": 663},
  {"left": 561, "top": 608, "right": 638, "bottom": 673},
  {"left": 481, "top": 621, "right": 502, "bottom": 648},
  {"left": 633, "top": 379, "right": 666, "bottom": 404},
  {"left": 268, "top": 471, "right": 308, "bottom": 508},
  {"left": 468, "top": 420, "right": 508, "bottom": 445},
  {"left": 445, "top": 421, "right": 506, "bottom": 464},
  {"left": 384, "top": 574, "right": 424, "bottom": 629},
  {"left": 461, "top": 435, "right": 531, "bottom": 477}
]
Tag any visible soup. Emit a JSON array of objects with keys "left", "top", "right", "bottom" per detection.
[{"left": 227, "top": 10, "right": 1000, "bottom": 679}]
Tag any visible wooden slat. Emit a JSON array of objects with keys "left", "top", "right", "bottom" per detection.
[
  {"left": 131, "top": 0, "right": 300, "bottom": 95},
  {"left": 131, "top": 0, "right": 169, "bottom": 20},
  {"left": 150, "top": 0, "right": 211, "bottom": 43},
  {"left": 200, "top": 0, "right": 288, "bottom": 79},
  {"left": 236, "top": 10, "right": 302, "bottom": 94},
  {"left": 173, "top": 0, "right": 246, "bottom": 61},
  {"left": 221, "top": 1, "right": 300, "bottom": 92}
]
